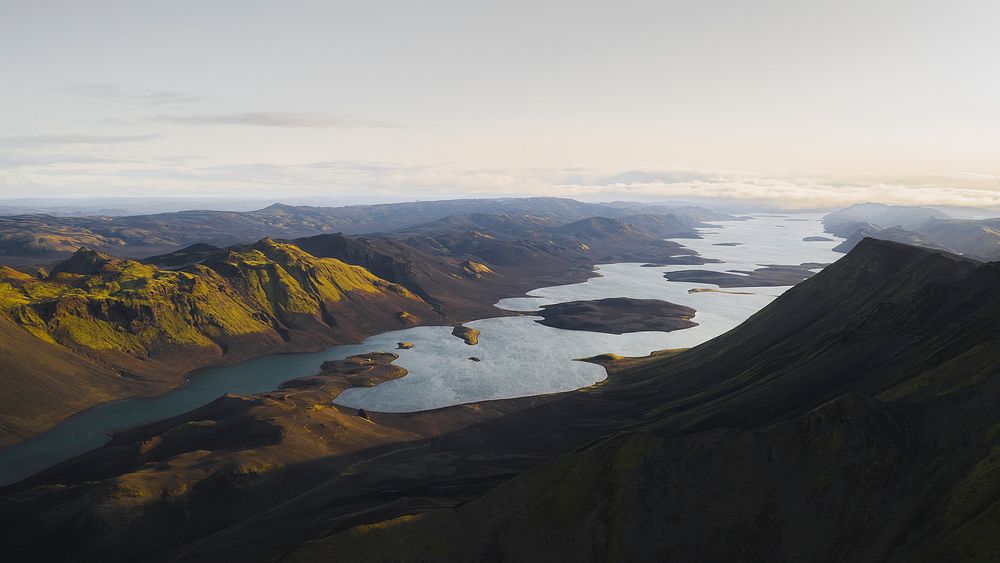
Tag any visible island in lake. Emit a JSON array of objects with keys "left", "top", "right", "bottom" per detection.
[
  {"left": 535, "top": 297, "right": 697, "bottom": 334},
  {"left": 665, "top": 262, "right": 828, "bottom": 287},
  {"left": 688, "top": 288, "right": 754, "bottom": 295},
  {"left": 452, "top": 325, "right": 481, "bottom": 345}
]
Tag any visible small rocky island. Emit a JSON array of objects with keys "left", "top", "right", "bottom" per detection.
[
  {"left": 664, "top": 263, "right": 828, "bottom": 287},
  {"left": 688, "top": 288, "right": 753, "bottom": 295},
  {"left": 452, "top": 325, "right": 480, "bottom": 345},
  {"left": 803, "top": 236, "right": 834, "bottom": 242},
  {"left": 535, "top": 297, "right": 697, "bottom": 334},
  {"left": 279, "top": 352, "right": 408, "bottom": 396}
]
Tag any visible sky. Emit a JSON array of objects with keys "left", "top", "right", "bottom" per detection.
[{"left": 2, "top": 0, "right": 1000, "bottom": 209}]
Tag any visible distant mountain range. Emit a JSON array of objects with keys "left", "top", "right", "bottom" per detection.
[
  {"left": 0, "top": 197, "right": 738, "bottom": 263},
  {"left": 825, "top": 202, "right": 1000, "bottom": 260}
]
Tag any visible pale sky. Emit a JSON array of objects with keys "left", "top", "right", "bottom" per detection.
[{"left": 2, "top": 0, "right": 1000, "bottom": 208}]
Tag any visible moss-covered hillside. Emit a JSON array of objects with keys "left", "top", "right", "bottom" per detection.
[
  {"left": 0, "top": 239, "right": 433, "bottom": 444},
  {"left": 1, "top": 239, "right": 428, "bottom": 368}
]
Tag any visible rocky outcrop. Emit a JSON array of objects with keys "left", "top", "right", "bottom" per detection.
[{"left": 451, "top": 325, "right": 480, "bottom": 345}]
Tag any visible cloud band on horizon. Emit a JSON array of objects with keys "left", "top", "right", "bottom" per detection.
[{"left": 153, "top": 112, "right": 404, "bottom": 129}]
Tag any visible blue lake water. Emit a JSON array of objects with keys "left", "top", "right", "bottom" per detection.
[{"left": 0, "top": 214, "right": 841, "bottom": 485}]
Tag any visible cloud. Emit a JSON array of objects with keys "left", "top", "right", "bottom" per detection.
[
  {"left": 958, "top": 172, "right": 1000, "bottom": 180},
  {"left": 0, "top": 134, "right": 161, "bottom": 147},
  {"left": 0, "top": 154, "right": 146, "bottom": 168},
  {"left": 5, "top": 159, "right": 1000, "bottom": 211},
  {"left": 153, "top": 112, "right": 404, "bottom": 129},
  {"left": 61, "top": 83, "right": 203, "bottom": 105}
]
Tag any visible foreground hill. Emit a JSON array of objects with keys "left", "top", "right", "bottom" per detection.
[{"left": 4, "top": 239, "right": 1000, "bottom": 561}]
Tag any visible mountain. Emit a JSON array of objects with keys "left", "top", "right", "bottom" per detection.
[
  {"left": 824, "top": 203, "right": 1000, "bottom": 261},
  {"left": 0, "top": 198, "right": 628, "bottom": 262},
  {"left": 4, "top": 239, "right": 1000, "bottom": 561},
  {"left": 604, "top": 202, "right": 743, "bottom": 225},
  {"left": 0, "top": 240, "right": 434, "bottom": 446},
  {"left": 617, "top": 214, "right": 701, "bottom": 238},
  {"left": 832, "top": 224, "right": 958, "bottom": 254},
  {"left": 548, "top": 216, "right": 645, "bottom": 240},
  {"left": 289, "top": 232, "right": 548, "bottom": 319},
  {"left": 390, "top": 212, "right": 708, "bottom": 267},
  {"left": 920, "top": 219, "right": 1000, "bottom": 259},
  {"left": 822, "top": 202, "right": 949, "bottom": 237},
  {"left": 0, "top": 198, "right": 730, "bottom": 263}
]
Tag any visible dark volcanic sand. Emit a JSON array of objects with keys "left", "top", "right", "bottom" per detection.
[{"left": 535, "top": 297, "right": 697, "bottom": 334}]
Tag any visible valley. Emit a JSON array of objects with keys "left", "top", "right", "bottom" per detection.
[
  {"left": 2, "top": 230, "right": 999, "bottom": 561},
  {"left": 0, "top": 212, "right": 837, "bottom": 486},
  {"left": 2, "top": 198, "right": 999, "bottom": 562},
  {"left": 7, "top": 6, "right": 998, "bottom": 560}
]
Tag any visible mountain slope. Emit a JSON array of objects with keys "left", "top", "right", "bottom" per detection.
[
  {"left": 824, "top": 203, "right": 1000, "bottom": 261},
  {"left": 0, "top": 314, "right": 132, "bottom": 447},
  {"left": 0, "top": 198, "right": 634, "bottom": 261},
  {"left": 0, "top": 241, "right": 433, "bottom": 445},
  {"left": 297, "top": 386, "right": 1000, "bottom": 562},
  {"left": 823, "top": 202, "right": 948, "bottom": 236},
  {"left": 0, "top": 198, "right": 734, "bottom": 263},
  {"left": 618, "top": 213, "right": 701, "bottom": 238}
]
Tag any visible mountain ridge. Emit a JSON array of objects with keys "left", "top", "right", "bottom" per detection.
[{"left": 0, "top": 198, "right": 734, "bottom": 262}]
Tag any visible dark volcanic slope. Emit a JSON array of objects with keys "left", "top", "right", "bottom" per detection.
[
  {"left": 5, "top": 239, "right": 1000, "bottom": 561},
  {"left": 535, "top": 297, "right": 697, "bottom": 334}
]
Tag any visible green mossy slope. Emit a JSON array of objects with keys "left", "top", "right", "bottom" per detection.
[{"left": 0, "top": 241, "right": 432, "bottom": 445}]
